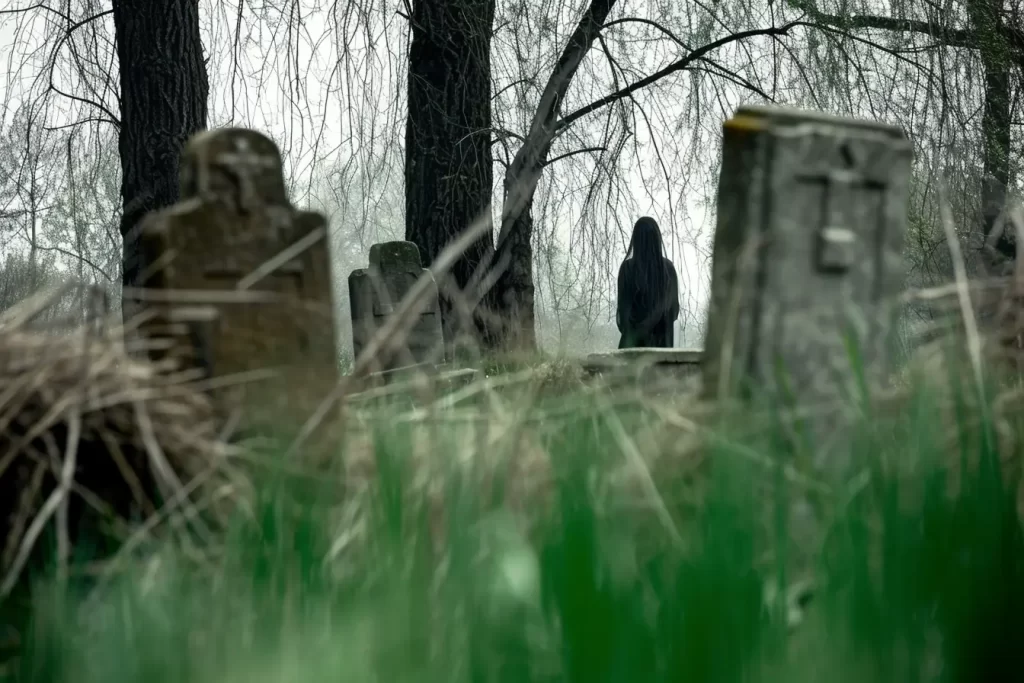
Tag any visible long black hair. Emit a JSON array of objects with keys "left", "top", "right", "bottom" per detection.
[{"left": 623, "top": 216, "right": 671, "bottom": 314}]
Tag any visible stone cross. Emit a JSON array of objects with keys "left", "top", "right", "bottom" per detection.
[
  {"left": 701, "top": 105, "right": 913, "bottom": 466},
  {"left": 136, "top": 128, "right": 338, "bottom": 405},
  {"left": 348, "top": 240, "right": 444, "bottom": 373}
]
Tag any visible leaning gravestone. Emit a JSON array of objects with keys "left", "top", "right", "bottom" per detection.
[
  {"left": 348, "top": 240, "right": 444, "bottom": 373},
  {"left": 702, "top": 105, "right": 913, "bottom": 464},
  {"left": 136, "top": 128, "right": 338, "bottom": 409}
]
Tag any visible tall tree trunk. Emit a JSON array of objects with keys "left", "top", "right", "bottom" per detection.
[
  {"left": 112, "top": 0, "right": 209, "bottom": 324},
  {"left": 485, "top": 0, "right": 617, "bottom": 352},
  {"left": 405, "top": 0, "right": 496, "bottom": 355},
  {"left": 967, "top": 0, "right": 1015, "bottom": 269}
]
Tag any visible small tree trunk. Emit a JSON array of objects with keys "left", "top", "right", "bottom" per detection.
[
  {"left": 405, "top": 0, "right": 496, "bottom": 356},
  {"left": 485, "top": 203, "right": 537, "bottom": 350},
  {"left": 112, "top": 0, "right": 209, "bottom": 325},
  {"left": 485, "top": 0, "right": 617, "bottom": 352}
]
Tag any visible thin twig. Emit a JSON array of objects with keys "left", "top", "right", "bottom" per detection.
[{"left": 236, "top": 226, "right": 326, "bottom": 291}]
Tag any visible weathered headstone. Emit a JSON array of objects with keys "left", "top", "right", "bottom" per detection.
[
  {"left": 348, "top": 240, "right": 444, "bottom": 373},
  {"left": 136, "top": 128, "right": 338, "bottom": 404},
  {"left": 702, "top": 105, "right": 912, "bottom": 460}
]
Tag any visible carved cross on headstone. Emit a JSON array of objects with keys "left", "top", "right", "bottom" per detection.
[
  {"left": 137, "top": 128, "right": 338, "bottom": 406},
  {"left": 213, "top": 135, "right": 281, "bottom": 212},
  {"left": 797, "top": 140, "right": 887, "bottom": 278},
  {"left": 810, "top": 176, "right": 857, "bottom": 273}
]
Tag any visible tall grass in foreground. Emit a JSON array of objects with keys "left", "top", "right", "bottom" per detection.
[{"left": 8, "top": 360, "right": 1024, "bottom": 683}]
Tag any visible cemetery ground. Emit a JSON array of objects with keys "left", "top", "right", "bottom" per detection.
[{"left": 0, "top": 296, "right": 1023, "bottom": 683}]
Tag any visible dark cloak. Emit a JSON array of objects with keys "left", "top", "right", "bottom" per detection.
[{"left": 616, "top": 255, "right": 680, "bottom": 349}]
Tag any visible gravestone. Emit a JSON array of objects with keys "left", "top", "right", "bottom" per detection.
[
  {"left": 136, "top": 128, "right": 338, "bottom": 404},
  {"left": 702, "top": 105, "right": 913, "bottom": 461},
  {"left": 348, "top": 240, "right": 444, "bottom": 373}
]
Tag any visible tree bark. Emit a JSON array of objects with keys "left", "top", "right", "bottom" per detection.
[
  {"left": 967, "top": 0, "right": 1015, "bottom": 267},
  {"left": 112, "top": 0, "right": 209, "bottom": 324},
  {"left": 488, "top": 205, "right": 537, "bottom": 349},
  {"left": 405, "top": 0, "right": 496, "bottom": 355}
]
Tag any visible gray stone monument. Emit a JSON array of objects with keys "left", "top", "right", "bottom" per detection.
[
  {"left": 702, "top": 105, "right": 913, "bottom": 456},
  {"left": 348, "top": 241, "right": 444, "bottom": 372},
  {"left": 137, "top": 127, "right": 338, "bottom": 398}
]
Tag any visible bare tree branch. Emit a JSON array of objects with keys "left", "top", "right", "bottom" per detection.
[
  {"left": 791, "top": 3, "right": 975, "bottom": 48},
  {"left": 557, "top": 21, "right": 803, "bottom": 132},
  {"left": 544, "top": 145, "right": 606, "bottom": 167},
  {"left": 497, "top": 0, "right": 618, "bottom": 246}
]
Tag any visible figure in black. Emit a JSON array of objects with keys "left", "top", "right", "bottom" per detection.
[{"left": 616, "top": 216, "right": 680, "bottom": 349}]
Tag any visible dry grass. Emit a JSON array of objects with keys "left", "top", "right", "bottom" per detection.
[
  {"left": 2, "top": 213, "right": 1024, "bottom": 628},
  {"left": 0, "top": 284, "right": 238, "bottom": 597},
  {"left": 0, "top": 268, "right": 1023, "bottom": 683}
]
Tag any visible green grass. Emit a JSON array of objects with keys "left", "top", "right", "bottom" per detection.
[{"left": 5, "top": 354, "right": 1024, "bottom": 683}]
